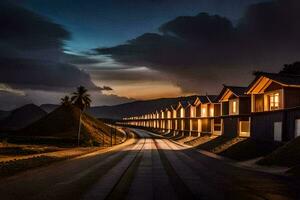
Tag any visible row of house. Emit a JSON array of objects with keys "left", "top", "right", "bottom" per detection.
[{"left": 120, "top": 72, "right": 300, "bottom": 142}]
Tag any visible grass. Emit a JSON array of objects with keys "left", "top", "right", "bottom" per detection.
[
  {"left": 0, "top": 155, "right": 63, "bottom": 177},
  {"left": 257, "top": 136, "right": 300, "bottom": 167},
  {"left": 184, "top": 135, "right": 215, "bottom": 146},
  {"left": 196, "top": 135, "right": 244, "bottom": 154},
  {"left": 220, "top": 138, "right": 281, "bottom": 161},
  {"left": 16, "top": 104, "right": 126, "bottom": 147}
]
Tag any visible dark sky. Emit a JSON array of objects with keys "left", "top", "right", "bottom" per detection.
[
  {"left": 19, "top": 0, "right": 263, "bottom": 52},
  {"left": 1, "top": 0, "right": 300, "bottom": 110}
]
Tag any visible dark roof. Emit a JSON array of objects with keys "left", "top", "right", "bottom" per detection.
[
  {"left": 194, "top": 95, "right": 209, "bottom": 104},
  {"left": 217, "top": 85, "right": 248, "bottom": 101},
  {"left": 225, "top": 86, "right": 248, "bottom": 97},
  {"left": 206, "top": 95, "right": 218, "bottom": 103},
  {"left": 257, "top": 72, "right": 300, "bottom": 86}
]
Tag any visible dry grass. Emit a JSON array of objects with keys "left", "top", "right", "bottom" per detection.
[
  {"left": 257, "top": 136, "right": 300, "bottom": 167},
  {"left": 184, "top": 135, "right": 217, "bottom": 146},
  {"left": 16, "top": 105, "right": 126, "bottom": 146}
]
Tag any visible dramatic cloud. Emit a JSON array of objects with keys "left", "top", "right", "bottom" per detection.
[
  {"left": 0, "top": 1, "right": 99, "bottom": 91},
  {"left": 95, "top": 0, "right": 300, "bottom": 94}
]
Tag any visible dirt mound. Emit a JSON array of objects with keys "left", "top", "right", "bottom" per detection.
[
  {"left": 258, "top": 136, "right": 300, "bottom": 167},
  {"left": 18, "top": 105, "right": 124, "bottom": 146}
]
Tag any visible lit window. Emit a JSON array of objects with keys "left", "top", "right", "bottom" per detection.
[
  {"left": 191, "top": 107, "right": 195, "bottom": 117},
  {"left": 270, "top": 93, "right": 280, "bottom": 110},
  {"left": 180, "top": 108, "right": 185, "bottom": 118},
  {"left": 210, "top": 108, "right": 214, "bottom": 117},
  {"left": 232, "top": 101, "right": 237, "bottom": 114},
  {"left": 173, "top": 111, "right": 176, "bottom": 118},
  {"left": 202, "top": 107, "right": 207, "bottom": 117}
]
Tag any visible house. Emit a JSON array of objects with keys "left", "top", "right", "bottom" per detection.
[
  {"left": 246, "top": 72, "right": 300, "bottom": 142},
  {"left": 176, "top": 101, "right": 189, "bottom": 134},
  {"left": 164, "top": 107, "right": 172, "bottom": 131},
  {"left": 218, "top": 85, "right": 251, "bottom": 137},
  {"left": 191, "top": 96, "right": 208, "bottom": 136},
  {"left": 206, "top": 95, "right": 222, "bottom": 135}
]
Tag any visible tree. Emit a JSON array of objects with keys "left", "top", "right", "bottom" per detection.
[
  {"left": 60, "top": 95, "right": 71, "bottom": 106},
  {"left": 279, "top": 62, "right": 300, "bottom": 75},
  {"left": 71, "top": 86, "right": 91, "bottom": 111}
]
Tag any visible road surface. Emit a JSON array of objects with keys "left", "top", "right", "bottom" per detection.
[{"left": 0, "top": 129, "right": 299, "bottom": 200}]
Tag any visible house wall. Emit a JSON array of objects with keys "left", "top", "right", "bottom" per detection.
[
  {"left": 223, "top": 117, "right": 238, "bottom": 137},
  {"left": 221, "top": 102, "right": 229, "bottom": 115},
  {"left": 284, "top": 87, "right": 300, "bottom": 109},
  {"left": 285, "top": 108, "right": 300, "bottom": 140},
  {"left": 201, "top": 119, "right": 211, "bottom": 133},
  {"left": 214, "top": 104, "right": 221, "bottom": 116},
  {"left": 239, "top": 97, "right": 251, "bottom": 115},
  {"left": 251, "top": 111, "right": 284, "bottom": 142},
  {"left": 254, "top": 94, "right": 264, "bottom": 112}
]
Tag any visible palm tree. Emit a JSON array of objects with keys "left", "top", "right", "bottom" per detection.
[
  {"left": 71, "top": 86, "right": 92, "bottom": 146},
  {"left": 71, "top": 86, "right": 92, "bottom": 111},
  {"left": 60, "top": 95, "right": 71, "bottom": 106}
]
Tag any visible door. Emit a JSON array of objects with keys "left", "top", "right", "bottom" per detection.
[
  {"left": 274, "top": 121, "right": 282, "bottom": 142},
  {"left": 295, "top": 119, "right": 300, "bottom": 138}
]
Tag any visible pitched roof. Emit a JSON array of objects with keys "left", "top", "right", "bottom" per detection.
[
  {"left": 193, "top": 95, "right": 209, "bottom": 105},
  {"left": 217, "top": 85, "right": 248, "bottom": 101},
  {"left": 206, "top": 95, "right": 218, "bottom": 103},
  {"left": 247, "top": 72, "right": 300, "bottom": 92}
]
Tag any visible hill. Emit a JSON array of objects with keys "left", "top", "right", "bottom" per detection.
[
  {"left": 88, "top": 95, "right": 198, "bottom": 119},
  {"left": 257, "top": 136, "right": 300, "bottom": 167},
  {"left": 18, "top": 104, "right": 124, "bottom": 146},
  {"left": 40, "top": 104, "right": 59, "bottom": 113},
  {"left": 0, "top": 104, "right": 47, "bottom": 131}
]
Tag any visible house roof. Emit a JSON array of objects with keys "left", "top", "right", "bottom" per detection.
[
  {"left": 247, "top": 72, "right": 300, "bottom": 94},
  {"left": 206, "top": 95, "right": 218, "bottom": 103},
  {"left": 193, "top": 95, "right": 209, "bottom": 105},
  {"left": 176, "top": 101, "right": 190, "bottom": 110},
  {"left": 217, "top": 85, "right": 248, "bottom": 101}
]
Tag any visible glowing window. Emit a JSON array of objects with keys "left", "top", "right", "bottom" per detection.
[
  {"left": 210, "top": 107, "right": 214, "bottom": 117},
  {"left": 180, "top": 108, "right": 185, "bottom": 118},
  {"left": 270, "top": 93, "right": 280, "bottom": 110},
  {"left": 232, "top": 101, "right": 237, "bottom": 114},
  {"left": 202, "top": 107, "right": 207, "bottom": 117}
]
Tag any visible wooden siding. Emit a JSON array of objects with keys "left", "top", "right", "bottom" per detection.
[
  {"left": 284, "top": 87, "right": 300, "bottom": 109},
  {"left": 223, "top": 117, "right": 238, "bottom": 137}
]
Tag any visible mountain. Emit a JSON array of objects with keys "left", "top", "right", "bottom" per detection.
[
  {"left": 19, "top": 104, "right": 123, "bottom": 146},
  {"left": 41, "top": 95, "right": 199, "bottom": 120},
  {"left": 0, "top": 104, "right": 47, "bottom": 131},
  {"left": 87, "top": 95, "right": 198, "bottom": 120},
  {"left": 40, "top": 104, "right": 59, "bottom": 113}
]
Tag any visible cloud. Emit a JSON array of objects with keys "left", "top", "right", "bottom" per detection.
[
  {"left": 94, "top": 0, "right": 300, "bottom": 93},
  {"left": 0, "top": 2, "right": 100, "bottom": 92}
]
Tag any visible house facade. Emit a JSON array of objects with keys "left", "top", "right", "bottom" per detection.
[
  {"left": 218, "top": 85, "right": 251, "bottom": 137},
  {"left": 247, "top": 73, "right": 300, "bottom": 142}
]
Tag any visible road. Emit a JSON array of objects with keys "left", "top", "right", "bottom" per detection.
[{"left": 0, "top": 129, "right": 299, "bottom": 200}]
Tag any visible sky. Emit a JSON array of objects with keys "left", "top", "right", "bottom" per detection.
[{"left": 1, "top": 0, "right": 300, "bottom": 110}]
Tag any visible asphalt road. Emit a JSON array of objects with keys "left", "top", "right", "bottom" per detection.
[{"left": 0, "top": 129, "right": 299, "bottom": 200}]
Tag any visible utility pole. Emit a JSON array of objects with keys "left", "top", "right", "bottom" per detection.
[
  {"left": 77, "top": 110, "right": 82, "bottom": 147},
  {"left": 77, "top": 107, "right": 85, "bottom": 147}
]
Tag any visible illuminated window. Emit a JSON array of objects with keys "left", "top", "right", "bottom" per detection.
[
  {"left": 232, "top": 101, "right": 237, "bottom": 114},
  {"left": 270, "top": 93, "right": 280, "bottom": 110},
  {"left": 210, "top": 108, "right": 214, "bottom": 117},
  {"left": 191, "top": 107, "right": 195, "bottom": 117},
  {"left": 173, "top": 110, "right": 177, "bottom": 118},
  {"left": 180, "top": 108, "right": 185, "bottom": 118},
  {"left": 202, "top": 107, "right": 207, "bottom": 117}
]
